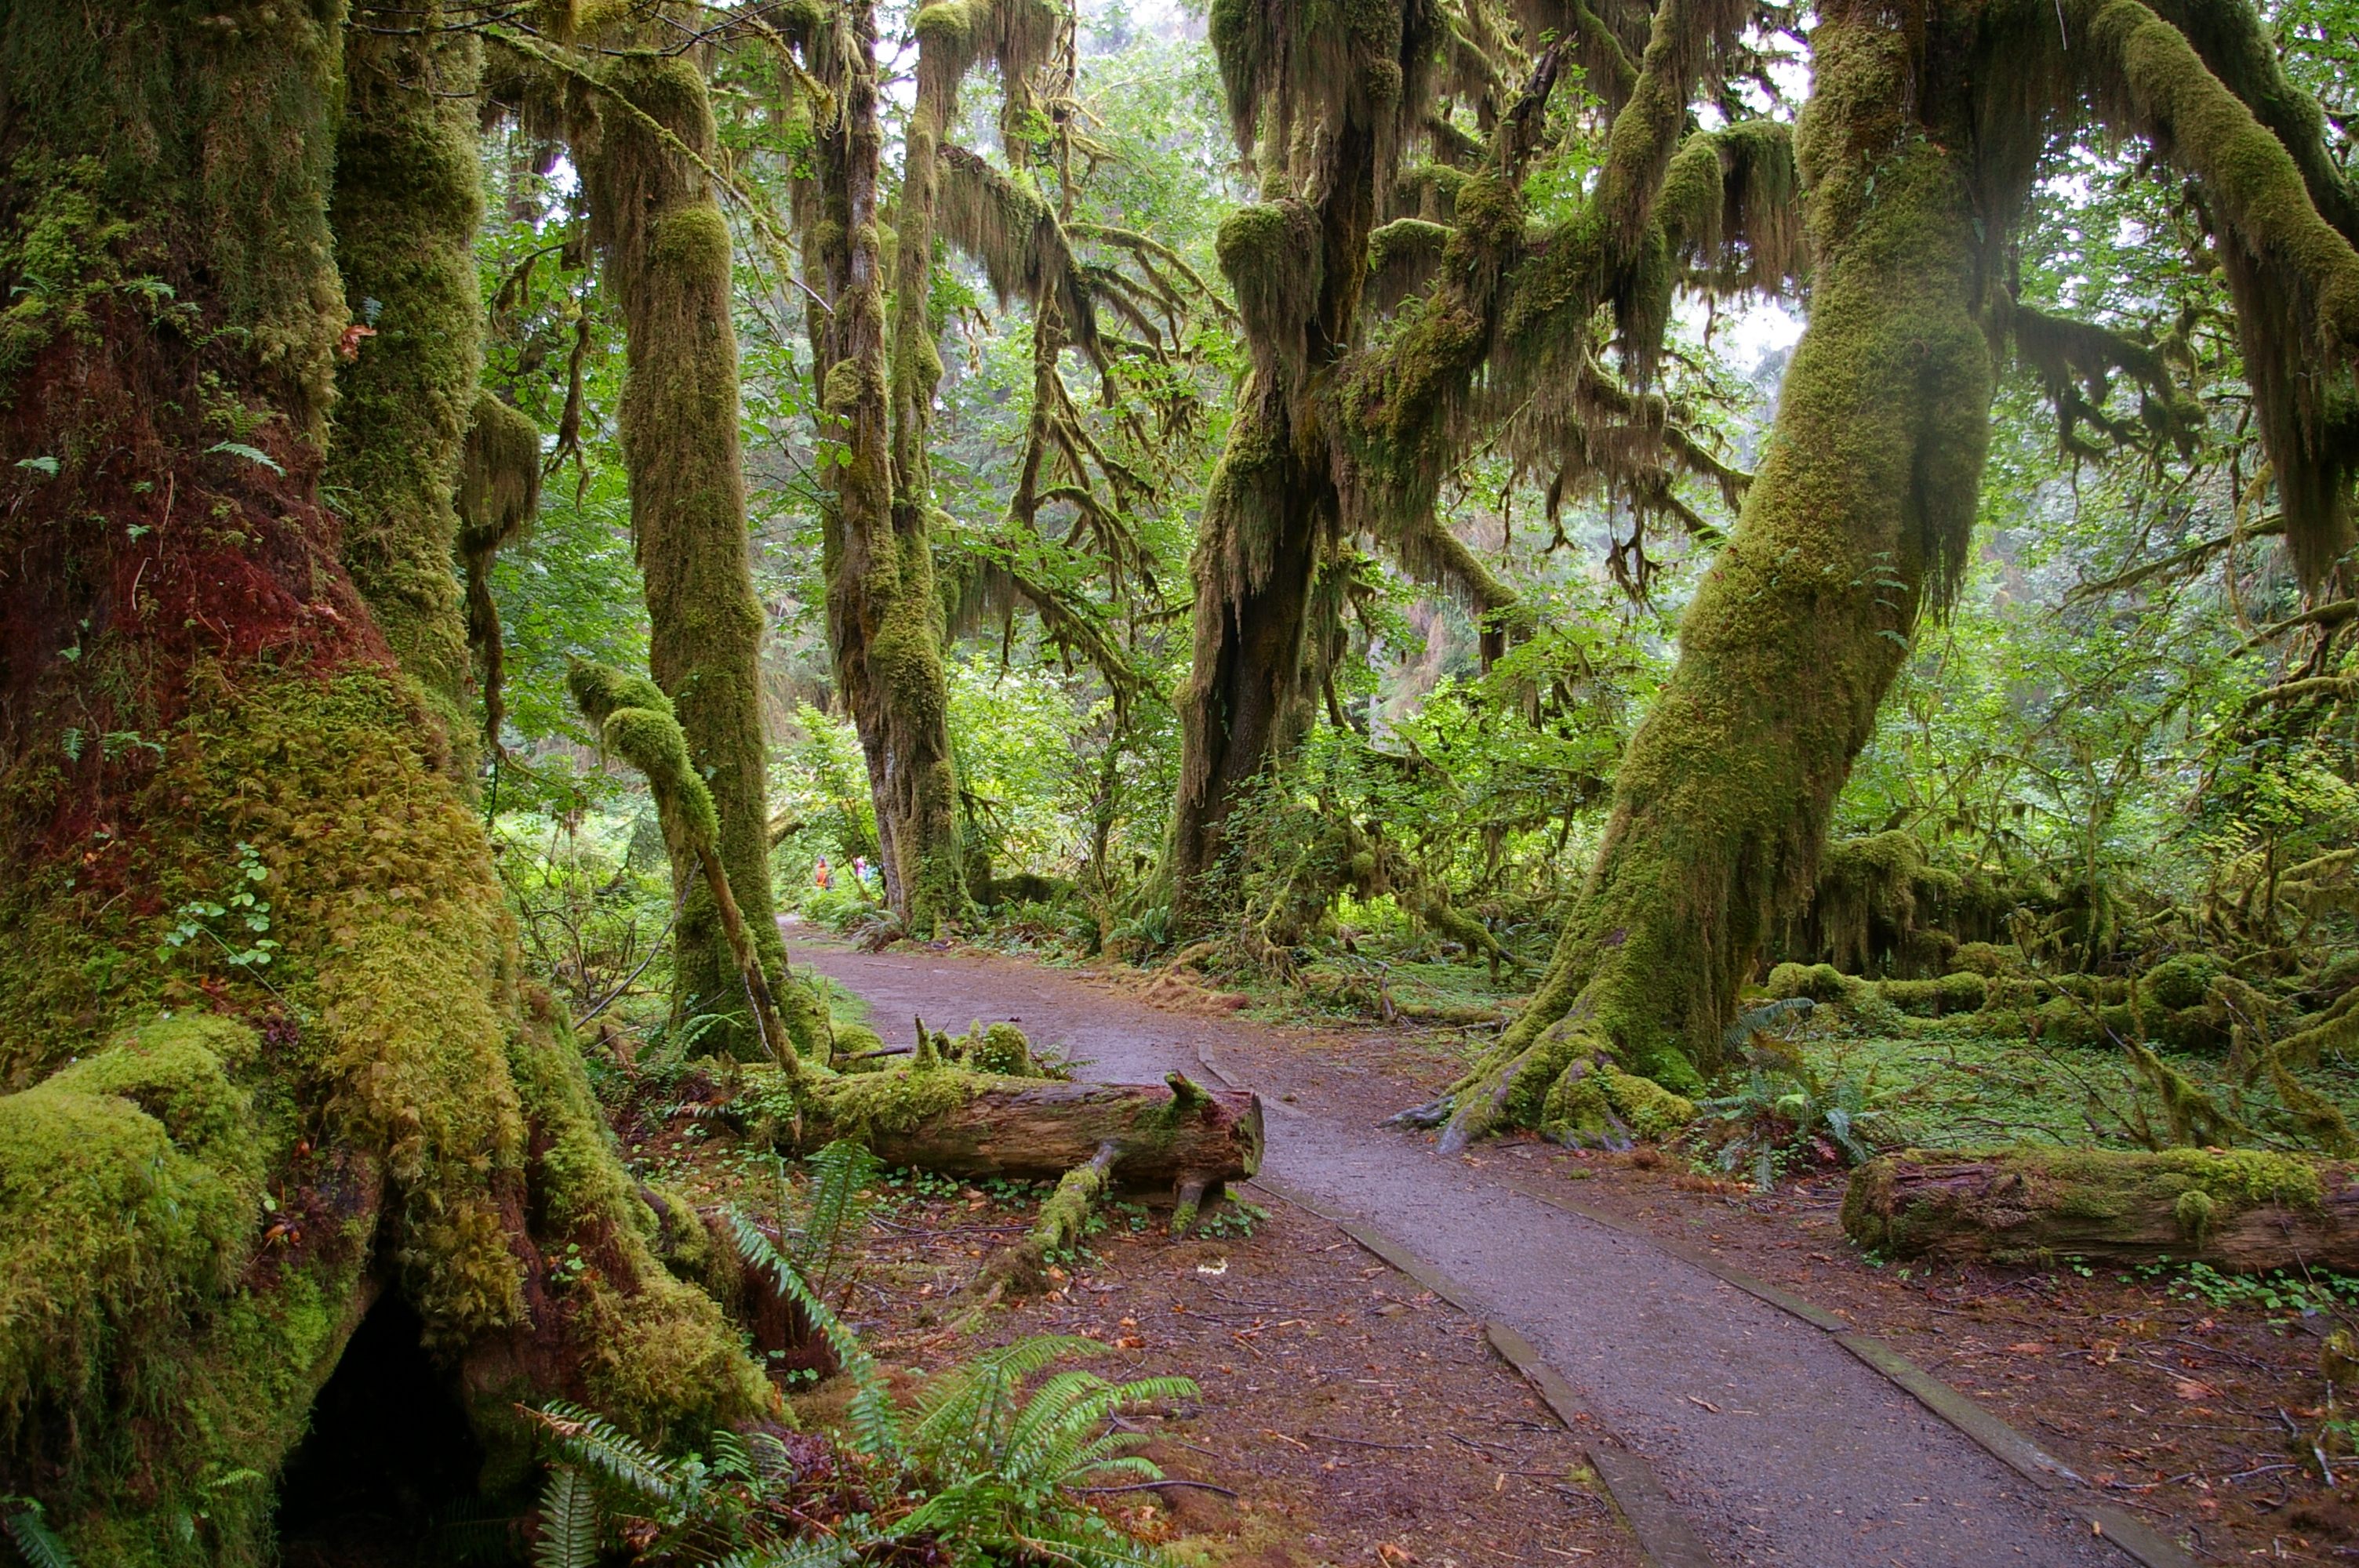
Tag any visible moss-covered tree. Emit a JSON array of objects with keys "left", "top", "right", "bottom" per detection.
[
  {"left": 0, "top": 4, "right": 771, "bottom": 1554},
  {"left": 565, "top": 32, "right": 831, "bottom": 1055},
  {"left": 325, "top": 12, "right": 485, "bottom": 783},
  {"left": 1434, "top": 0, "right": 2359, "bottom": 1147}
]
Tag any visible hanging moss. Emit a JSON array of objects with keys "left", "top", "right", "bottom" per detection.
[
  {"left": 2072, "top": 0, "right": 2359, "bottom": 583},
  {"left": 456, "top": 389, "right": 543, "bottom": 751},
  {"left": 325, "top": 18, "right": 488, "bottom": 787}
]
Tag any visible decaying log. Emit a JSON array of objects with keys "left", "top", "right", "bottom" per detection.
[
  {"left": 787, "top": 1069, "right": 1263, "bottom": 1188},
  {"left": 1843, "top": 1147, "right": 2359, "bottom": 1271}
]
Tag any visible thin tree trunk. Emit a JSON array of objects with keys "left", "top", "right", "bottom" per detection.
[
  {"left": 1440, "top": 0, "right": 1997, "bottom": 1147},
  {"left": 0, "top": 5, "right": 769, "bottom": 1550},
  {"left": 574, "top": 49, "right": 828, "bottom": 1055}
]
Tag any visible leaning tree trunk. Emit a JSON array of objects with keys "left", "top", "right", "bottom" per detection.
[
  {"left": 1167, "top": 117, "right": 1387, "bottom": 938},
  {"left": 324, "top": 14, "right": 485, "bottom": 788},
  {"left": 572, "top": 49, "right": 828, "bottom": 1056},
  {"left": 1439, "top": 0, "right": 1998, "bottom": 1149},
  {"left": 0, "top": 6, "right": 769, "bottom": 1555}
]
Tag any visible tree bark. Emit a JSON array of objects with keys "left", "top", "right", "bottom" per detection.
[
  {"left": 1438, "top": 0, "right": 1998, "bottom": 1148},
  {"left": 573, "top": 49, "right": 827, "bottom": 1056},
  {"left": 1166, "top": 118, "right": 1379, "bottom": 937},
  {"left": 0, "top": 6, "right": 769, "bottom": 1551},
  {"left": 326, "top": 16, "right": 485, "bottom": 785},
  {"left": 1843, "top": 1149, "right": 2359, "bottom": 1272},
  {"left": 798, "top": 1072, "right": 1263, "bottom": 1186}
]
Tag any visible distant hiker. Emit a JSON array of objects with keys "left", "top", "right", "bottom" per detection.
[
  {"left": 852, "top": 855, "right": 874, "bottom": 895},
  {"left": 813, "top": 855, "right": 833, "bottom": 892}
]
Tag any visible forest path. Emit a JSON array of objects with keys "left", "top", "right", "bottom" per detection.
[{"left": 792, "top": 934, "right": 2128, "bottom": 1568}]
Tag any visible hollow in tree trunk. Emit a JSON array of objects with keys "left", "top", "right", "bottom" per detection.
[{"left": 0, "top": 7, "right": 769, "bottom": 1553}]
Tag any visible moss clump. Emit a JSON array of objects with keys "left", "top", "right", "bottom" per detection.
[
  {"left": 2140, "top": 953, "right": 2223, "bottom": 1012},
  {"left": 1951, "top": 941, "right": 2015, "bottom": 976},
  {"left": 1538, "top": 1058, "right": 1697, "bottom": 1146},
  {"left": 0, "top": 1020, "right": 262, "bottom": 1437},
  {"left": 1765, "top": 962, "right": 1863, "bottom": 1005},
  {"left": 2174, "top": 1186, "right": 2215, "bottom": 1241},
  {"left": 946, "top": 1020, "right": 1045, "bottom": 1076}
]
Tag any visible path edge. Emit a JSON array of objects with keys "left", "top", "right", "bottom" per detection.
[{"left": 1204, "top": 1048, "right": 2199, "bottom": 1568}]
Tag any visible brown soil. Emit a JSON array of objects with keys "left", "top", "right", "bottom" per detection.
[{"left": 616, "top": 1042, "right": 1637, "bottom": 1566}]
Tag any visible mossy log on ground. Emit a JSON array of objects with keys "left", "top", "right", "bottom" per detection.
[
  {"left": 1842, "top": 1148, "right": 2359, "bottom": 1270},
  {"left": 793, "top": 1069, "right": 1262, "bottom": 1188}
]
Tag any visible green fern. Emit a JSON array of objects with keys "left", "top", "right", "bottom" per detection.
[
  {"left": 533, "top": 1402, "right": 689, "bottom": 1508},
  {"left": 709, "top": 1540, "right": 863, "bottom": 1568},
  {"left": 729, "top": 1209, "right": 901, "bottom": 1463},
  {"left": 792, "top": 1139, "right": 881, "bottom": 1294},
  {"left": 2, "top": 1502, "right": 75, "bottom": 1568},
  {"left": 533, "top": 1465, "right": 599, "bottom": 1568}
]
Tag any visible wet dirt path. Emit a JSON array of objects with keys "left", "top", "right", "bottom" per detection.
[{"left": 794, "top": 935, "right": 2128, "bottom": 1568}]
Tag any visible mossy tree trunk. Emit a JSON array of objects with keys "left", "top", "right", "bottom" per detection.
[
  {"left": 325, "top": 15, "right": 485, "bottom": 786},
  {"left": 0, "top": 6, "right": 769, "bottom": 1555},
  {"left": 836, "top": 0, "right": 972, "bottom": 937},
  {"left": 572, "top": 48, "right": 828, "bottom": 1054},
  {"left": 1439, "top": 0, "right": 2001, "bottom": 1147},
  {"left": 1165, "top": 35, "right": 1401, "bottom": 937}
]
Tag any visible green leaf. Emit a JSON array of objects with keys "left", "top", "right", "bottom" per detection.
[
  {"left": 529, "top": 1465, "right": 597, "bottom": 1568},
  {"left": 205, "top": 441, "right": 285, "bottom": 476},
  {"left": 15, "top": 456, "right": 57, "bottom": 477}
]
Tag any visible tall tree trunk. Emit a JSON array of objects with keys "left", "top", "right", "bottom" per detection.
[
  {"left": 0, "top": 3, "right": 769, "bottom": 1553},
  {"left": 573, "top": 48, "right": 829, "bottom": 1055},
  {"left": 325, "top": 14, "right": 485, "bottom": 787},
  {"left": 1438, "top": 0, "right": 1997, "bottom": 1148},
  {"left": 831, "top": 0, "right": 971, "bottom": 936},
  {"left": 1167, "top": 114, "right": 1383, "bottom": 937}
]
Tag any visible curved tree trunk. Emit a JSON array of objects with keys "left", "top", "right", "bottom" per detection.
[
  {"left": 822, "top": 0, "right": 980, "bottom": 938},
  {"left": 573, "top": 49, "right": 829, "bottom": 1056},
  {"left": 1440, "top": 0, "right": 1998, "bottom": 1148},
  {"left": 0, "top": 6, "right": 769, "bottom": 1553}
]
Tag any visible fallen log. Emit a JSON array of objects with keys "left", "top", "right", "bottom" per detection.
[
  {"left": 1842, "top": 1147, "right": 2359, "bottom": 1271},
  {"left": 775, "top": 1066, "right": 1263, "bottom": 1189}
]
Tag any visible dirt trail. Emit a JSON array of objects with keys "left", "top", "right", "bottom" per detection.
[{"left": 795, "top": 935, "right": 2128, "bottom": 1568}]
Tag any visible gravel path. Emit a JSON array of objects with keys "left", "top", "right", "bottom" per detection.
[{"left": 794, "top": 935, "right": 2128, "bottom": 1568}]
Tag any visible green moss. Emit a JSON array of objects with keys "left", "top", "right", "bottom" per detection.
[
  {"left": 806, "top": 1062, "right": 983, "bottom": 1142},
  {"left": 1441, "top": 5, "right": 1996, "bottom": 1151},
  {"left": 2173, "top": 1186, "right": 2215, "bottom": 1241},
  {"left": 2140, "top": 953, "right": 2223, "bottom": 1012},
  {"left": 326, "top": 21, "right": 487, "bottom": 786},
  {"left": 1537, "top": 1058, "right": 1698, "bottom": 1145}
]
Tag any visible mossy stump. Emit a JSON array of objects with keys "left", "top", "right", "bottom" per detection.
[{"left": 1841, "top": 1148, "right": 2359, "bottom": 1270}]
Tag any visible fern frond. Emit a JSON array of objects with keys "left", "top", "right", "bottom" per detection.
[
  {"left": 729, "top": 1208, "right": 902, "bottom": 1464},
  {"left": 711, "top": 1534, "right": 863, "bottom": 1567},
  {"left": 531, "top": 1465, "right": 599, "bottom": 1568},
  {"left": 2, "top": 1504, "right": 74, "bottom": 1568},
  {"left": 708, "top": 1428, "right": 755, "bottom": 1482},
  {"left": 531, "top": 1402, "right": 685, "bottom": 1507},
  {"left": 793, "top": 1139, "right": 881, "bottom": 1291}
]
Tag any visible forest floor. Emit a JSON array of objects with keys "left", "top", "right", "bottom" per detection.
[{"left": 769, "top": 928, "right": 2359, "bottom": 1568}]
